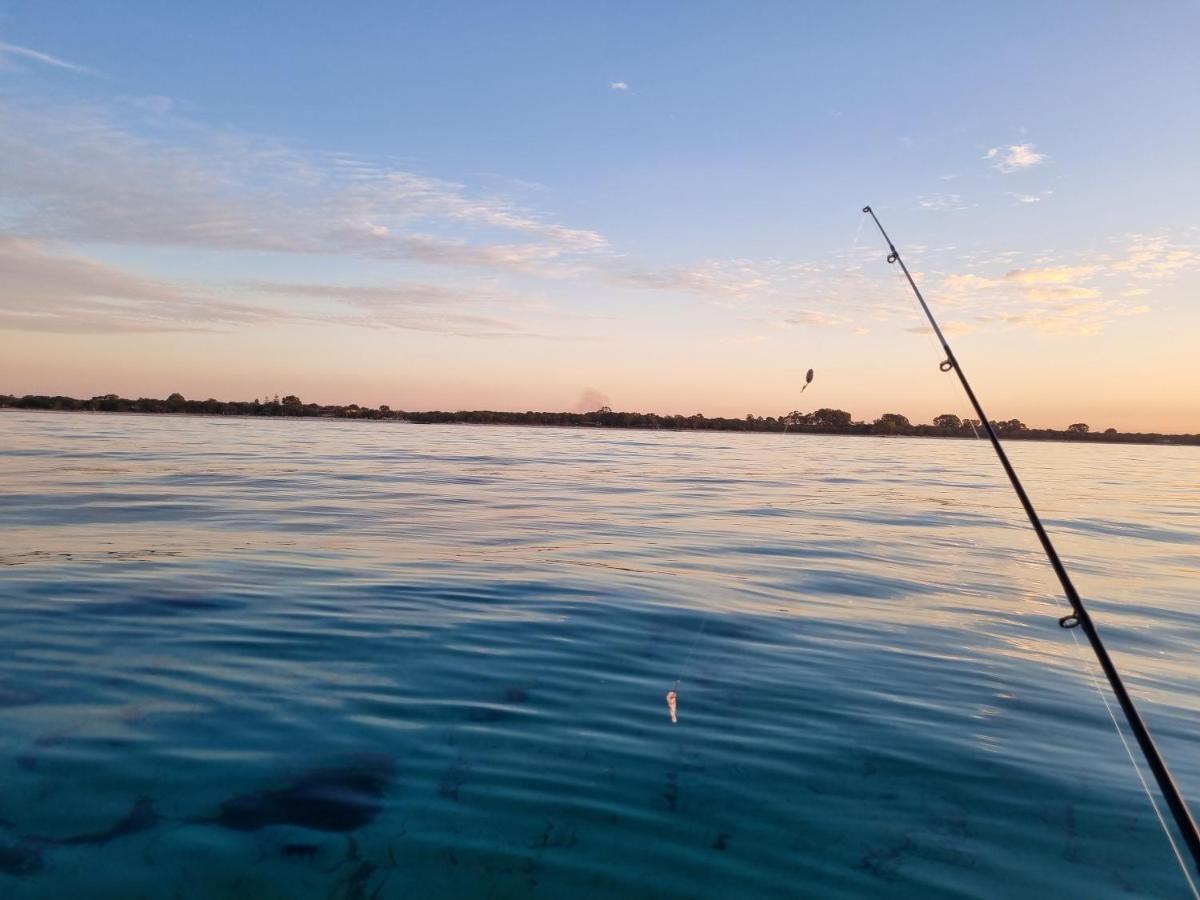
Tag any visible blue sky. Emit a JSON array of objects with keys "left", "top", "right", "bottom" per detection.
[{"left": 2, "top": 2, "right": 1198, "bottom": 429}]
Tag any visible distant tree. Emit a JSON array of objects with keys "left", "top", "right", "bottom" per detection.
[
  {"left": 993, "top": 418, "right": 1028, "bottom": 435},
  {"left": 872, "top": 413, "right": 912, "bottom": 435},
  {"left": 11, "top": 390, "right": 1200, "bottom": 445},
  {"left": 91, "top": 393, "right": 123, "bottom": 412},
  {"left": 810, "top": 408, "right": 853, "bottom": 430}
]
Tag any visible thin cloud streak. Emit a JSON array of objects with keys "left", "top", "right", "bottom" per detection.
[
  {"left": 0, "top": 237, "right": 567, "bottom": 338},
  {"left": 782, "top": 309, "right": 843, "bottom": 327},
  {"left": 917, "top": 193, "right": 968, "bottom": 211},
  {"left": 0, "top": 40, "right": 93, "bottom": 74},
  {"left": 616, "top": 260, "right": 773, "bottom": 299}
]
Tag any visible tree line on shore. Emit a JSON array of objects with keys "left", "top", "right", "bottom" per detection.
[{"left": 2, "top": 392, "right": 1196, "bottom": 445}]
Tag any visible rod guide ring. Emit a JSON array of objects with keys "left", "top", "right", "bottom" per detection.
[
  {"left": 939, "top": 359, "right": 954, "bottom": 372},
  {"left": 1059, "top": 613, "right": 1081, "bottom": 629}
]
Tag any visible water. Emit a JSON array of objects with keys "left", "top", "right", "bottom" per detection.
[{"left": 1, "top": 410, "right": 1198, "bottom": 898}]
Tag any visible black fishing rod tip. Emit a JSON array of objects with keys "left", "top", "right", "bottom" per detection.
[{"left": 861, "top": 206, "right": 872, "bottom": 214}]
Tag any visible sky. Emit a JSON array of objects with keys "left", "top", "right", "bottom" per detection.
[{"left": 1, "top": 1, "right": 1197, "bottom": 431}]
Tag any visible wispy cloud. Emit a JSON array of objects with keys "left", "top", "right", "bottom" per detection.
[
  {"left": 244, "top": 280, "right": 481, "bottom": 308},
  {"left": 0, "top": 237, "right": 564, "bottom": 338},
  {"left": 0, "top": 97, "right": 608, "bottom": 277},
  {"left": 246, "top": 279, "right": 559, "bottom": 337},
  {"left": 980, "top": 302, "right": 1149, "bottom": 337},
  {"left": 984, "top": 143, "right": 1048, "bottom": 173},
  {"left": 1, "top": 92, "right": 1189, "bottom": 347},
  {"left": 115, "top": 94, "right": 175, "bottom": 115},
  {"left": 0, "top": 40, "right": 93, "bottom": 74},
  {"left": 932, "top": 243, "right": 1191, "bottom": 335},
  {"left": 905, "top": 320, "right": 974, "bottom": 337},
  {"left": 782, "top": 309, "right": 843, "bottom": 327},
  {"left": 1110, "top": 233, "right": 1199, "bottom": 280},
  {"left": 1001, "top": 265, "right": 1097, "bottom": 285},
  {"left": 0, "top": 93, "right": 861, "bottom": 326},
  {"left": 616, "top": 259, "right": 775, "bottom": 300},
  {"left": 0, "top": 236, "right": 277, "bottom": 334},
  {"left": 917, "top": 193, "right": 968, "bottom": 211},
  {"left": 1008, "top": 190, "right": 1052, "bottom": 204},
  {"left": 609, "top": 81, "right": 628, "bottom": 91}
]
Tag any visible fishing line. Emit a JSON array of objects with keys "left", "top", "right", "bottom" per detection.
[
  {"left": 667, "top": 609, "right": 712, "bottom": 723},
  {"left": 861, "top": 204, "right": 1200, "bottom": 875},
  {"left": 673, "top": 613, "right": 711, "bottom": 687},
  {"left": 846, "top": 212, "right": 867, "bottom": 266},
  {"left": 666, "top": 218, "right": 869, "bottom": 720},
  {"left": 838, "top": 214, "right": 869, "bottom": 320},
  {"left": 1064, "top": 623, "right": 1199, "bottom": 897}
]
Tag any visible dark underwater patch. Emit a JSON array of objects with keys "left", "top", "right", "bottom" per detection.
[
  {"left": 211, "top": 753, "right": 396, "bottom": 833},
  {"left": 0, "top": 840, "right": 43, "bottom": 876}
]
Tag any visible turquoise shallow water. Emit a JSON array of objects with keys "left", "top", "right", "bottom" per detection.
[{"left": 1, "top": 410, "right": 1198, "bottom": 898}]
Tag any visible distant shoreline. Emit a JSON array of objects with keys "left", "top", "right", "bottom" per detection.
[{"left": 4, "top": 393, "right": 1196, "bottom": 447}]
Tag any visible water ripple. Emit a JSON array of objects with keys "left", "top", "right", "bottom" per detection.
[{"left": 1, "top": 412, "right": 1198, "bottom": 897}]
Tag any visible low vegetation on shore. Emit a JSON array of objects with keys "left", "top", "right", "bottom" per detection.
[{"left": 3, "top": 393, "right": 1195, "bottom": 445}]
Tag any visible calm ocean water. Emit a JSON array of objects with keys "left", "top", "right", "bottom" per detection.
[{"left": 1, "top": 410, "right": 1198, "bottom": 898}]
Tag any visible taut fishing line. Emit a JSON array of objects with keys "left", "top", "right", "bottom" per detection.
[
  {"left": 666, "top": 612, "right": 711, "bottom": 724},
  {"left": 664, "top": 220, "right": 874, "bottom": 719},
  {"left": 862, "top": 204, "right": 1200, "bottom": 878},
  {"left": 847, "top": 211, "right": 867, "bottom": 267},
  {"left": 1065, "top": 622, "right": 1200, "bottom": 897}
]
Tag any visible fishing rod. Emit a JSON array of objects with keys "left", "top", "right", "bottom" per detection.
[{"left": 862, "top": 205, "right": 1200, "bottom": 875}]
